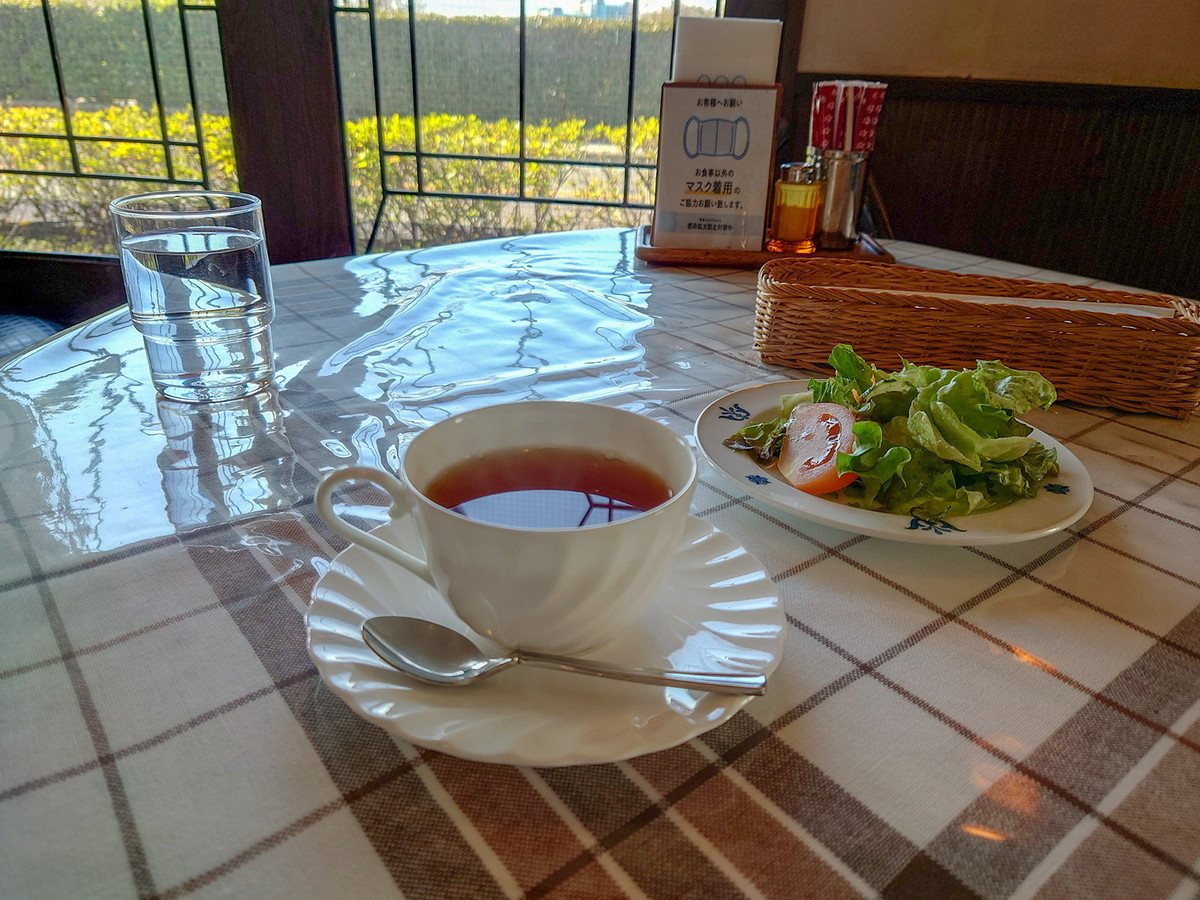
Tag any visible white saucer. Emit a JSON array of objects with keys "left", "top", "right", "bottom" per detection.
[
  {"left": 696, "top": 381, "right": 1094, "bottom": 546},
  {"left": 306, "top": 515, "right": 784, "bottom": 766}
]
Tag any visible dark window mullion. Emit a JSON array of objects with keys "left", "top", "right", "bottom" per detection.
[
  {"left": 176, "top": 3, "right": 212, "bottom": 186},
  {"left": 405, "top": 0, "right": 425, "bottom": 194},
  {"left": 0, "top": 169, "right": 204, "bottom": 185},
  {"left": 621, "top": 0, "right": 640, "bottom": 206},
  {"left": 39, "top": 0, "right": 81, "bottom": 175},
  {"left": 381, "top": 187, "right": 651, "bottom": 210},
  {"left": 518, "top": 0, "right": 528, "bottom": 200},
  {"left": 384, "top": 148, "right": 654, "bottom": 170},
  {"left": 364, "top": 0, "right": 390, "bottom": 251},
  {"left": 139, "top": 0, "right": 177, "bottom": 182},
  {"left": 3, "top": 132, "right": 198, "bottom": 148},
  {"left": 328, "top": 6, "right": 358, "bottom": 251}
]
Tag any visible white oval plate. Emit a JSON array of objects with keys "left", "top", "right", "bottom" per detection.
[
  {"left": 307, "top": 515, "right": 784, "bottom": 767},
  {"left": 696, "top": 381, "right": 1094, "bottom": 545}
]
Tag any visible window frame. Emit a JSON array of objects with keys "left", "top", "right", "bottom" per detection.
[{"left": 1, "top": 0, "right": 806, "bottom": 276}]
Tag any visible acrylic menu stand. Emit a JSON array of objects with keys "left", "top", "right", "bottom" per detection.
[
  {"left": 639, "top": 79, "right": 895, "bottom": 268},
  {"left": 647, "top": 82, "right": 780, "bottom": 256}
]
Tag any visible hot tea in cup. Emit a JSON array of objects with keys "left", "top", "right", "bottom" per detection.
[
  {"left": 315, "top": 401, "right": 697, "bottom": 655},
  {"left": 423, "top": 446, "right": 671, "bottom": 528}
]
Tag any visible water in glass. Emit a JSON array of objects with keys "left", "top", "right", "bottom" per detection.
[{"left": 119, "top": 225, "right": 274, "bottom": 402}]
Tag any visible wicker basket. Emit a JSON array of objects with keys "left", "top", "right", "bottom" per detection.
[{"left": 755, "top": 258, "right": 1200, "bottom": 418}]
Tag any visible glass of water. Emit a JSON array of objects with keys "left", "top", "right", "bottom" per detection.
[{"left": 110, "top": 190, "right": 276, "bottom": 403}]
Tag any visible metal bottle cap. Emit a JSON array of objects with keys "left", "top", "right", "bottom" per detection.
[{"left": 779, "top": 162, "right": 820, "bottom": 184}]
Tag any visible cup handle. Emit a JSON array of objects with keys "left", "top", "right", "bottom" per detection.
[{"left": 315, "top": 466, "right": 434, "bottom": 585}]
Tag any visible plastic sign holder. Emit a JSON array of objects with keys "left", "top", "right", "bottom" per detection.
[{"left": 650, "top": 82, "right": 781, "bottom": 252}]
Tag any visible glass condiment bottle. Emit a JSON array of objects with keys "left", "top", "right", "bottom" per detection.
[{"left": 766, "top": 162, "right": 824, "bottom": 253}]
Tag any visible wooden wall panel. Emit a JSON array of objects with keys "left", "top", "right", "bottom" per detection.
[{"left": 790, "top": 76, "right": 1200, "bottom": 298}]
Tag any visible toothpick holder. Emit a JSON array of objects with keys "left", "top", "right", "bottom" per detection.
[{"left": 814, "top": 149, "right": 867, "bottom": 250}]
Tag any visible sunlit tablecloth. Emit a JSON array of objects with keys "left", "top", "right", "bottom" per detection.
[{"left": 2, "top": 229, "right": 1198, "bottom": 899}]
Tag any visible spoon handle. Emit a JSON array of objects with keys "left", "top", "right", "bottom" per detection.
[{"left": 516, "top": 650, "right": 767, "bottom": 695}]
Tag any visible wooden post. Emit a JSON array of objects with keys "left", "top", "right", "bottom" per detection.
[{"left": 216, "top": 0, "right": 354, "bottom": 262}]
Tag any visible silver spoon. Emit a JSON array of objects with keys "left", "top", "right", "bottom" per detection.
[{"left": 361, "top": 616, "right": 767, "bottom": 695}]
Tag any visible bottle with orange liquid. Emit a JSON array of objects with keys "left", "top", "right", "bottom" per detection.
[{"left": 766, "top": 162, "right": 824, "bottom": 253}]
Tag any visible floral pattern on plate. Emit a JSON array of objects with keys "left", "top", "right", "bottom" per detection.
[{"left": 695, "top": 381, "right": 1094, "bottom": 546}]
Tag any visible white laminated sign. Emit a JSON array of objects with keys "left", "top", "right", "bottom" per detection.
[{"left": 651, "top": 83, "right": 780, "bottom": 252}]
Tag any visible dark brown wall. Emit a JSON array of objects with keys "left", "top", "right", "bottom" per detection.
[{"left": 791, "top": 75, "right": 1200, "bottom": 298}]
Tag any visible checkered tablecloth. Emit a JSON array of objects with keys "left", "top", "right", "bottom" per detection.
[{"left": 2, "top": 229, "right": 1197, "bottom": 899}]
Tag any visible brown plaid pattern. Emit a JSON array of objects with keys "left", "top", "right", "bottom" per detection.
[{"left": 1, "top": 230, "right": 1197, "bottom": 899}]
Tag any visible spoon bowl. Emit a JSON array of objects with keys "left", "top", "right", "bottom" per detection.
[{"left": 362, "top": 616, "right": 767, "bottom": 695}]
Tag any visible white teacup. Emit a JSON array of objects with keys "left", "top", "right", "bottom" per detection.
[{"left": 315, "top": 401, "right": 697, "bottom": 655}]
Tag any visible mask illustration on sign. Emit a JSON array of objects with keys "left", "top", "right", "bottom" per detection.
[{"left": 683, "top": 115, "right": 750, "bottom": 160}]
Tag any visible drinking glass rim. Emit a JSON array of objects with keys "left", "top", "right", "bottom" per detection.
[{"left": 109, "top": 190, "right": 261, "bottom": 217}]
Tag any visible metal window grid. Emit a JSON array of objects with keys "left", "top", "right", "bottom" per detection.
[
  {"left": 2, "top": 0, "right": 223, "bottom": 189},
  {"left": 332, "top": 0, "right": 715, "bottom": 252},
  {"left": 3, "top": 1, "right": 724, "bottom": 256}
]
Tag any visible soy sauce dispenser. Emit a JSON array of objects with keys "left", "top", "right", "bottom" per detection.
[{"left": 766, "top": 162, "right": 824, "bottom": 254}]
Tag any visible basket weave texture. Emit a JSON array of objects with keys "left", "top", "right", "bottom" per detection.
[{"left": 755, "top": 258, "right": 1200, "bottom": 418}]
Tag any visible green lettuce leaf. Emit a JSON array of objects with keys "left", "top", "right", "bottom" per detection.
[
  {"left": 727, "top": 344, "right": 1061, "bottom": 518},
  {"left": 722, "top": 390, "right": 812, "bottom": 461}
]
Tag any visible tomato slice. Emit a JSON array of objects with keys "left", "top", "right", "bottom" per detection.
[{"left": 777, "top": 403, "right": 858, "bottom": 494}]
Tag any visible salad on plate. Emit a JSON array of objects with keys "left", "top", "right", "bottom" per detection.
[{"left": 725, "top": 344, "right": 1061, "bottom": 519}]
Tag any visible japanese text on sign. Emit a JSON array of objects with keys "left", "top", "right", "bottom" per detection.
[{"left": 651, "top": 83, "right": 779, "bottom": 251}]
